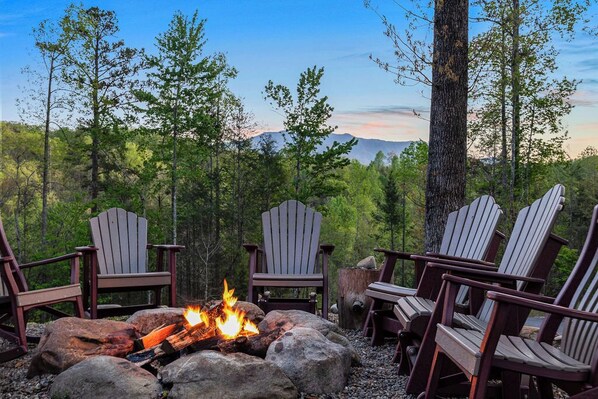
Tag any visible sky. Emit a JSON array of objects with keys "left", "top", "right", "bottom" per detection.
[{"left": 0, "top": 0, "right": 596, "bottom": 157}]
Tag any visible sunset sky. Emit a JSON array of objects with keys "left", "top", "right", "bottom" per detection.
[{"left": 0, "top": 0, "right": 596, "bottom": 156}]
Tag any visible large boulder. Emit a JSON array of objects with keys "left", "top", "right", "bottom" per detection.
[
  {"left": 258, "top": 309, "right": 342, "bottom": 336},
  {"left": 28, "top": 317, "right": 139, "bottom": 377},
  {"left": 126, "top": 307, "right": 185, "bottom": 335},
  {"left": 50, "top": 356, "right": 161, "bottom": 399},
  {"left": 159, "top": 350, "right": 297, "bottom": 399},
  {"left": 258, "top": 310, "right": 358, "bottom": 362},
  {"left": 266, "top": 327, "right": 352, "bottom": 394}
]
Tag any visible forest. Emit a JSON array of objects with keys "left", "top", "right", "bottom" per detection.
[{"left": 1, "top": 2, "right": 597, "bottom": 309}]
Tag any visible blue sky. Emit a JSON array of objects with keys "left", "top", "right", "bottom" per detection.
[{"left": 0, "top": 0, "right": 596, "bottom": 156}]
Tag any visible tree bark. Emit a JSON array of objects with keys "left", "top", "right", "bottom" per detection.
[
  {"left": 425, "top": 0, "right": 469, "bottom": 253},
  {"left": 338, "top": 268, "right": 380, "bottom": 330}
]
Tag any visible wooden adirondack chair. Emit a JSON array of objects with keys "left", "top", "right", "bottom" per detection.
[
  {"left": 244, "top": 200, "right": 334, "bottom": 319},
  {"left": 78, "top": 208, "right": 184, "bottom": 319},
  {"left": 425, "top": 204, "right": 598, "bottom": 399},
  {"left": 0, "top": 217, "right": 84, "bottom": 362},
  {"left": 363, "top": 195, "right": 504, "bottom": 345},
  {"left": 400, "top": 184, "right": 567, "bottom": 394}
]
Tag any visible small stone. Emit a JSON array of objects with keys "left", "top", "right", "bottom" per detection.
[{"left": 356, "top": 256, "right": 376, "bottom": 269}]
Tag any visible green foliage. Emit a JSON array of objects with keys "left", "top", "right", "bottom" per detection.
[
  {"left": 4, "top": 4, "right": 595, "bottom": 310},
  {"left": 264, "top": 66, "right": 357, "bottom": 203}
]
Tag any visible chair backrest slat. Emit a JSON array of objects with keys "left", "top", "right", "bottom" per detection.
[
  {"left": 477, "top": 185, "right": 565, "bottom": 322},
  {"left": 262, "top": 200, "right": 322, "bottom": 275},
  {"left": 90, "top": 208, "right": 148, "bottom": 275},
  {"left": 279, "top": 201, "right": 289, "bottom": 274},
  {"left": 560, "top": 207, "right": 598, "bottom": 364},
  {"left": 440, "top": 195, "right": 502, "bottom": 260},
  {"left": 439, "top": 195, "right": 502, "bottom": 304},
  {"left": 116, "top": 208, "right": 129, "bottom": 274},
  {"left": 294, "top": 201, "right": 306, "bottom": 273},
  {"left": 287, "top": 200, "right": 298, "bottom": 274}
]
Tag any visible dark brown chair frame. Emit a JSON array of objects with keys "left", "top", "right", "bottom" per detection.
[
  {"left": 363, "top": 195, "right": 504, "bottom": 345},
  {"left": 425, "top": 204, "right": 598, "bottom": 399},
  {"left": 0, "top": 225, "right": 84, "bottom": 362}
]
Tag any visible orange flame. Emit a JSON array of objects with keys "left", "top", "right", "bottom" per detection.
[
  {"left": 216, "top": 279, "right": 259, "bottom": 338},
  {"left": 183, "top": 306, "right": 209, "bottom": 328},
  {"left": 183, "top": 279, "right": 258, "bottom": 339}
]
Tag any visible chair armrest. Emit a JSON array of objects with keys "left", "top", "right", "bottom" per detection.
[
  {"left": 487, "top": 291, "right": 598, "bottom": 323},
  {"left": 442, "top": 274, "right": 556, "bottom": 304},
  {"left": 428, "top": 262, "right": 545, "bottom": 285},
  {"left": 148, "top": 244, "right": 185, "bottom": 251},
  {"left": 75, "top": 246, "right": 98, "bottom": 253},
  {"left": 413, "top": 254, "right": 497, "bottom": 271},
  {"left": 320, "top": 244, "right": 335, "bottom": 254},
  {"left": 423, "top": 252, "right": 496, "bottom": 267},
  {"left": 374, "top": 248, "right": 414, "bottom": 260},
  {"left": 20, "top": 252, "right": 83, "bottom": 269}
]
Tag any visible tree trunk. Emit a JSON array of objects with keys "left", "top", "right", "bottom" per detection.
[
  {"left": 41, "top": 56, "right": 54, "bottom": 246},
  {"left": 510, "top": 0, "right": 521, "bottom": 216},
  {"left": 425, "top": 0, "right": 469, "bottom": 253},
  {"left": 500, "top": 13, "right": 509, "bottom": 212},
  {"left": 91, "top": 34, "right": 100, "bottom": 212}
]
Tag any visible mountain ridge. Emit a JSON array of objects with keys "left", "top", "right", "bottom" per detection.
[{"left": 252, "top": 132, "right": 414, "bottom": 165}]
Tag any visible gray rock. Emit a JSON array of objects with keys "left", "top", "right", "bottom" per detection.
[
  {"left": 324, "top": 330, "right": 361, "bottom": 365},
  {"left": 50, "top": 356, "right": 161, "bottom": 399},
  {"left": 126, "top": 307, "right": 185, "bottom": 335},
  {"left": 330, "top": 303, "right": 339, "bottom": 314},
  {"left": 160, "top": 350, "right": 297, "bottom": 399},
  {"left": 258, "top": 309, "right": 343, "bottom": 337},
  {"left": 28, "top": 317, "right": 138, "bottom": 377},
  {"left": 356, "top": 256, "right": 377, "bottom": 269},
  {"left": 266, "top": 327, "right": 352, "bottom": 394}
]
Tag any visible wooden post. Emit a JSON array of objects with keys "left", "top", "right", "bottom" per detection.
[{"left": 338, "top": 267, "right": 380, "bottom": 329}]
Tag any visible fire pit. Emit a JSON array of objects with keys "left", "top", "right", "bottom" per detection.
[
  {"left": 127, "top": 280, "right": 281, "bottom": 366},
  {"left": 30, "top": 280, "right": 357, "bottom": 398}
]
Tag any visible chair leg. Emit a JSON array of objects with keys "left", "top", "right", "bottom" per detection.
[
  {"left": 424, "top": 347, "right": 446, "bottom": 399},
  {"left": 398, "top": 330, "right": 413, "bottom": 374},
  {"left": 154, "top": 288, "right": 162, "bottom": 307},
  {"left": 470, "top": 359, "right": 492, "bottom": 399},
  {"left": 75, "top": 297, "right": 85, "bottom": 319},
  {"left": 322, "top": 287, "right": 328, "bottom": 320},
  {"left": 501, "top": 370, "right": 521, "bottom": 399},
  {"left": 370, "top": 310, "right": 385, "bottom": 346},
  {"left": 90, "top": 288, "right": 98, "bottom": 319},
  {"left": 170, "top": 279, "right": 176, "bottom": 308},
  {"left": 362, "top": 299, "right": 381, "bottom": 337},
  {"left": 14, "top": 307, "right": 28, "bottom": 354}
]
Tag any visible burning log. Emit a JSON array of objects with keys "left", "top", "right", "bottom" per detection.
[
  {"left": 133, "top": 323, "right": 181, "bottom": 351},
  {"left": 217, "top": 328, "right": 283, "bottom": 358},
  {"left": 161, "top": 324, "right": 216, "bottom": 354},
  {"left": 126, "top": 344, "right": 166, "bottom": 367},
  {"left": 160, "top": 302, "right": 225, "bottom": 354}
]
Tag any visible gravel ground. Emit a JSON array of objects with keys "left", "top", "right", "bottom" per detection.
[
  {"left": 299, "top": 329, "right": 416, "bottom": 399},
  {"left": 0, "top": 323, "right": 416, "bottom": 399}
]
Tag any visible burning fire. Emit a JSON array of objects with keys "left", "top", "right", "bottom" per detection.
[{"left": 183, "top": 279, "right": 259, "bottom": 339}]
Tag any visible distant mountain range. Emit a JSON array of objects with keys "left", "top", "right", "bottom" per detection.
[{"left": 252, "top": 132, "right": 413, "bottom": 165}]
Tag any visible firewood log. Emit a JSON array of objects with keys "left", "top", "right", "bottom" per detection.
[
  {"left": 133, "top": 323, "right": 181, "bottom": 351},
  {"left": 217, "top": 328, "right": 283, "bottom": 358}
]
